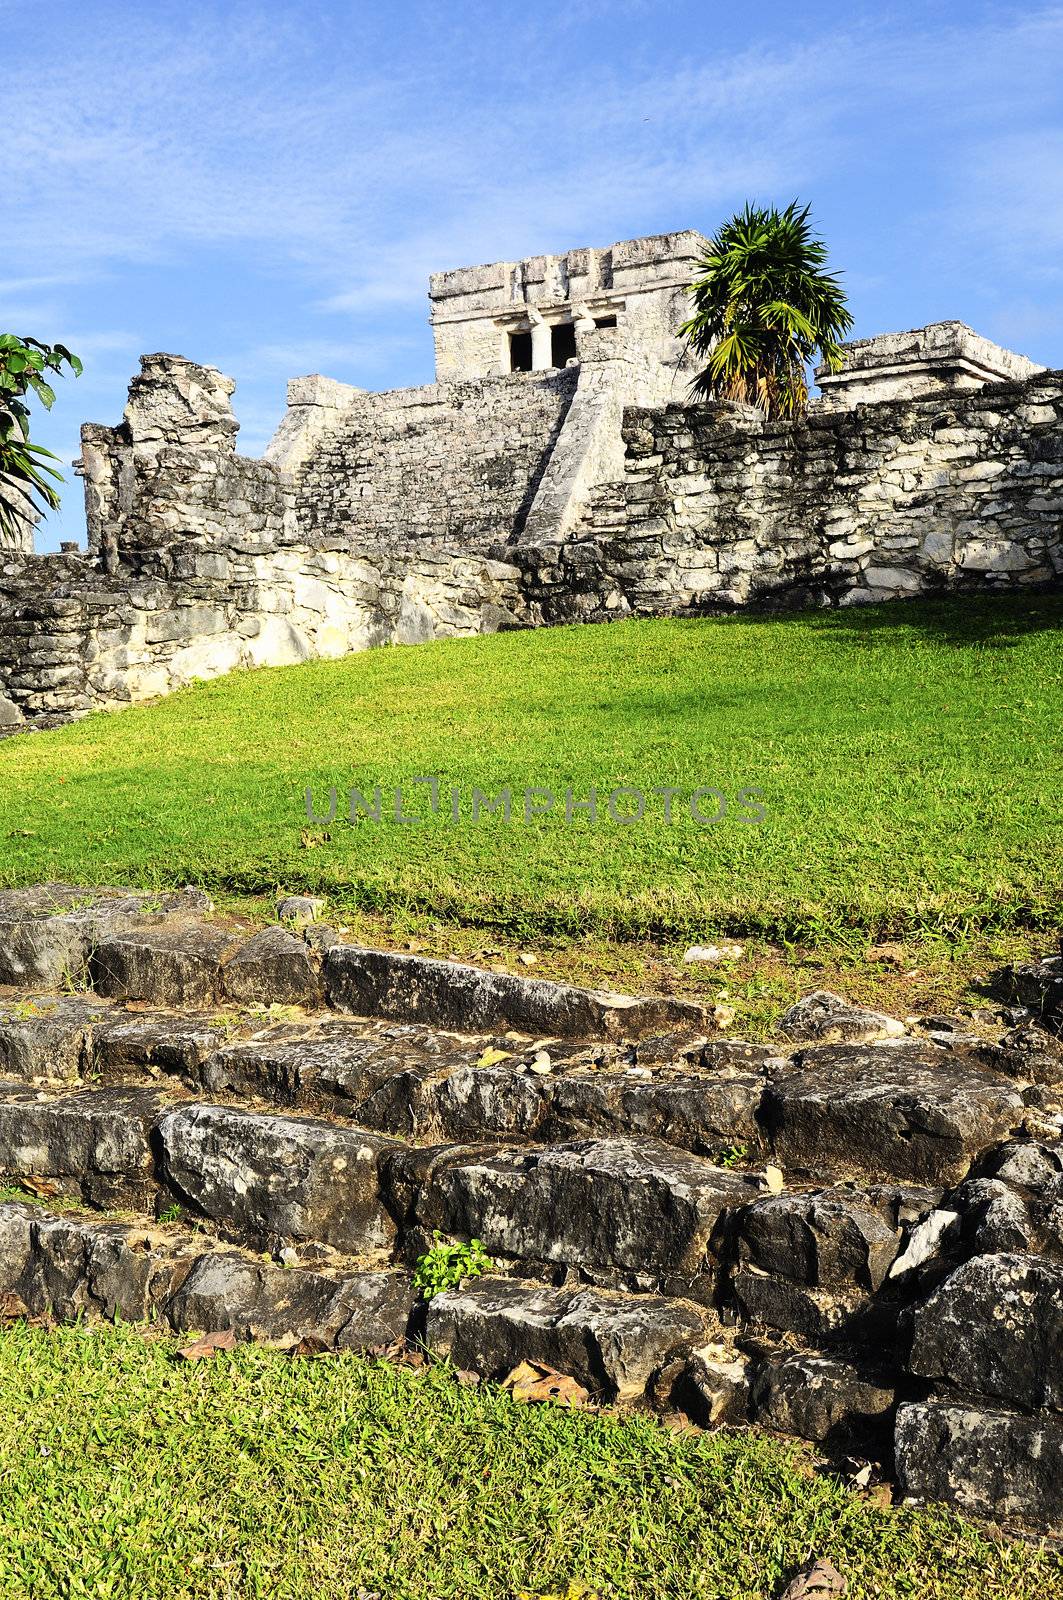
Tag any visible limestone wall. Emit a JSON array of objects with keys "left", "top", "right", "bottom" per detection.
[
  {"left": 1, "top": 347, "right": 1060, "bottom": 735},
  {"left": 517, "top": 372, "right": 1063, "bottom": 621},
  {"left": 291, "top": 369, "right": 578, "bottom": 546}
]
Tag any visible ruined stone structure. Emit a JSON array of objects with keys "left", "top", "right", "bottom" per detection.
[
  {"left": 0, "top": 230, "right": 1059, "bottom": 731},
  {"left": 0, "top": 883, "right": 1061, "bottom": 1529}
]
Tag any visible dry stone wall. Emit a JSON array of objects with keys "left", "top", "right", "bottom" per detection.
[
  {"left": 524, "top": 372, "right": 1063, "bottom": 622},
  {"left": 292, "top": 368, "right": 577, "bottom": 546},
  {"left": 0, "top": 345, "right": 1061, "bottom": 732}
]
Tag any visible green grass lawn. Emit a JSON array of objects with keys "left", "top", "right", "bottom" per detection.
[
  {"left": 0, "top": 598, "right": 1060, "bottom": 944},
  {"left": 0, "top": 1321, "right": 1057, "bottom": 1600}
]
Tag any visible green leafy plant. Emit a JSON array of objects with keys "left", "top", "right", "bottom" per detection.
[
  {"left": 714, "top": 1142, "right": 750, "bottom": 1169},
  {"left": 680, "top": 202, "right": 852, "bottom": 419},
  {"left": 0, "top": 334, "right": 82, "bottom": 539},
  {"left": 412, "top": 1232, "right": 493, "bottom": 1300},
  {"left": 157, "top": 1203, "right": 182, "bottom": 1225}
]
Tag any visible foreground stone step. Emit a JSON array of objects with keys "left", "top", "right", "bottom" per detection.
[
  {"left": 395, "top": 1137, "right": 764, "bottom": 1297},
  {"left": 0, "top": 1201, "right": 413, "bottom": 1347},
  {"left": 895, "top": 1399, "right": 1063, "bottom": 1529},
  {"left": 425, "top": 1276, "right": 713, "bottom": 1401}
]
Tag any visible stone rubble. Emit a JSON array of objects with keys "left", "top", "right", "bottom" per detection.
[{"left": 0, "top": 884, "right": 1059, "bottom": 1532}]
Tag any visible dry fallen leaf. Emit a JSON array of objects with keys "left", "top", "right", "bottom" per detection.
[
  {"left": 527, "top": 1051, "right": 553, "bottom": 1075},
  {"left": 0, "top": 1291, "right": 30, "bottom": 1322},
  {"left": 288, "top": 1334, "right": 331, "bottom": 1359},
  {"left": 519, "top": 952, "right": 538, "bottom": 966},
  {"left": 476, "top": 1046, "right": 512, "bottom": 1067},
  {"left": 779, "top": 1557, "right": 847, "bottom": 1599},
  {"left": 502, "top": 1360, "right": 589, "bottom": 1408},
  {"left": 176, "top": 1329, "right": 238, "bottom": 1361},
  {"left": 764, "top": 1164, "right": 786, "bottom": 1195},
  {"left": 21, "top": 1176, "right": 61, "bottom": 1199}
]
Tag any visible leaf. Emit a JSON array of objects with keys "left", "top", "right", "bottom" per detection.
[
  {"left": 779, "top": 1558, "right": 847, "bottom": 1599},
  {"left": 0, "top": 1290, "right": 30, "bottom": 1321},
  {"left": 176, "top": 1329, "right": 238, "bottom": 1361},
  {"left": 502, "top": 1361, "right": 589, "bottom": 1408},
  {"left": 27, "top": 375, "right": 56, "bottom": 409},
  {"left": 21, "top": 1176, "right": 60, "bottom": 1199},
  {"left": 764, "top": 1164, "right": 786, "bottom": 1195},
  {"left": 476, "top": 1046, "right": 511, "bottom": 1067}
]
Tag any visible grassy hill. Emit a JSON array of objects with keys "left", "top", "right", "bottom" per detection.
[{"left": 0, "top": 598, "right": 1059, "bottom": 948}]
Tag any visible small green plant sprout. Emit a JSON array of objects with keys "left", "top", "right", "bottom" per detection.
[
  {"left": 714, "top": 1142, "right": 750, "bottom": 1168},
  {"left": 156, "top": 1202, "right": 182, "bottom": 1225},
  {"left": 413, "top": 1232, "right": 493, "bottom": 1301}
]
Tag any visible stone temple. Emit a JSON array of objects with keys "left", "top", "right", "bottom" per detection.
[{"left": 0, "top": 228, "right": 1059, "bottom": 730}]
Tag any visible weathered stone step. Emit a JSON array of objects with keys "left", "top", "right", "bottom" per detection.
[
  {"left": 0, "top": 1084, "right": 401, "bottom": 1256},
  {"left": 0, "top": 1201, "right": 412, "bottom": 1348},
  {"left": 393, "top": 1137, "right": 770, "bottom": 1300},
  {"left": 5, "top": 987, "right": 1055, "bottom": 1196},
  {"left": 424, "top": 1276, "right": 715, "bottom": 1402},
  {"left": 0, "top": 883, "right": 703, "bottom": 1040}
]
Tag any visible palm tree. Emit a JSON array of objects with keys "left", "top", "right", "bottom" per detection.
[{"left": 680, "top": 203, "right": 853, "bottom": 419}]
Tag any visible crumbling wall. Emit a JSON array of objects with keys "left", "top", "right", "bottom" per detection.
[
  {"left": 516, "top": 373, "right": 1063, "bottom": 621},
  {"left": 1, "top": 350, "right": 1061, "bottom": 734},
  {"left": 291, "top": 369, "right": 578, "bottom": 546}
]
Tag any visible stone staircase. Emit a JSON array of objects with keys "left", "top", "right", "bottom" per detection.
[{"left": 1, "top": 884, "right": 1062, "bottom": 1532}]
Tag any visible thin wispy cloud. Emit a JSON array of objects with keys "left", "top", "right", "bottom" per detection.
[{"left": 8, "top": 0, "right": 1063, "bottom": 547}]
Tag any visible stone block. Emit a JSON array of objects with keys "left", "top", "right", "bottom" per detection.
[
  {"left": 1009, "top": 955, "right": 1063, "bottom": 1027},
  {"left": 978, "top": 1024, "right": 1063, "bottom": 1086},
  {"left": 0, "top": 884, "right": 150, "bottom": 988},
  {"left": 895, "top": 1400, "right": 1063, "bottom": 1530},
  {"left": 408, "top": 1136, "right": 760, "bottom": 1283},
  {"left": 777, "top": 991, "right": 905, "bottom": 1045},
  {"left": 90, "top": 924, "right": 241, "bottom": 1006},
  {"left": 753, "top": 1352, "right": 895, "bottom": 1443},
  {"left": 909, "top": 1251, "right": 1063, "bottom": 1411},
  {"left": 0, "top": 1085, "right": 165, "bottom": 1206},
  {"left": 324, "top": 945, "right": 707, "bottom": 1040},
  {"left": 92, "top": 1011, "right": 226, "bottom": 1080},
  {"left": 19, "top": 1213, "right": 191, "bottom": 1321},
  {"left": 736, "top": 1188, "right": 902, "bottom": 1290},
  {"left": 426, "top": 1277, "right": 710, "bottom": 1400},
  {"left": 0, "top": 995, "right": 105, "bottom": 1082},
  {"left": 165, "top": 1251, "right": 413, "bottom": 1348},
  {"left": 221, "top": 926, "right": 323, "bottom": 1008},
  {"left": 729, "top": 1264, "right": 873, "bottom": 1343},
  {"left": 157, "top": 1103, "right": 400, "bottom": 1253},
  {"left": 761, "top": 1042, "right": 1024, "bottom": 1183}
]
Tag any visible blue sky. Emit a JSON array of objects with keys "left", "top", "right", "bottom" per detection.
[{"left": 7, "top": 0, "right": 1063, "bottom": 549}]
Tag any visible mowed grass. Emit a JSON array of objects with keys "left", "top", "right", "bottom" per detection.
[
  {"left": 0, "top": 598, "right": 1061, "bottom": 943},
  {"left": 0, "top": 1321, "right": 1057, "bottom": 1600}
]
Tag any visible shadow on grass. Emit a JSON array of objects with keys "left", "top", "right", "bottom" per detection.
[{"left": 776, "top": 592, "right": 1063, "bottom": 648}]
